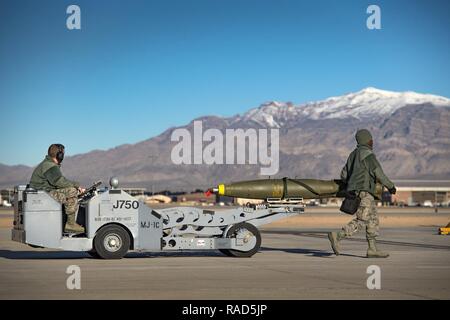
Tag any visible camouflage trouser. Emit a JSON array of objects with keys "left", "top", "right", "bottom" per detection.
[
  {"left": 49, "top": 187, "right": 79, "bottom": 216},
  {"left": 341, "top": 191, "right": 379, "bottom": 240}
]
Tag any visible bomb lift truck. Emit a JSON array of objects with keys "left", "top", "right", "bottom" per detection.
[{"left": 11, "top": 178, "right": 304, "bottom": 259}]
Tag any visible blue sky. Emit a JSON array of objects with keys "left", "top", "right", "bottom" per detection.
[{"left": 1, "top": 0, "right": 449, "bottom": 166}]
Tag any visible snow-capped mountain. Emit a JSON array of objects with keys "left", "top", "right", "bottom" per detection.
[
  {"left": 238, "top": 87, "right": 450, "bottom": 128},
  {"left": 1, "top": 87, "right": 449, "bottom": 190}
]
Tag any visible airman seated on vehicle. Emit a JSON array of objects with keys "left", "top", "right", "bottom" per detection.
[{"left": 29, "top": 144, "right": 86, "bottom": 233}]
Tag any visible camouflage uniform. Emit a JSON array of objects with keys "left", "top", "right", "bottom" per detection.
[
  {"left": 328, "top": 129, "right": 395, "bottom": 258},
  {"left": 29, "top": 155, "right": 84, "bottom": 233},
  {"left": 49, "top": 187, "right": 79, "bottom": 216},
  {"left": 30, "top": 156, "right": 79, "bottom": 191},
  {"left": 341, "top": 191, "right": 379, "bottom": 240}
]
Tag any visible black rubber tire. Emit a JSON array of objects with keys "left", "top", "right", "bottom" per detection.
[
  {"left": 93, "top": 225, "right": 130, "bottom": 259},
  {"left": 86, "top": 249, "right": 101, "bottom": 258},
  {"left": 219, "top": 249, "right": 234, "bottom": 257},
  {"left": 28, "top": 244, "right": 44, "bottom": 249},
  {"left": 220, "top": 222, "right": 261, "bottom": 258}
]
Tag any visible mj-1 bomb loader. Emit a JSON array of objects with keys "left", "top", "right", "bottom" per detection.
[
  {"left": 12, "top": 177, "right": 381, "bottom": 259},
  {"left": 11, "top": 178, "right": 305, "bottom": 259}
]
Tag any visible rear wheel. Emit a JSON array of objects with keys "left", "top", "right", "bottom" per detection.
[
  {"left": 94, "top": 225, "right": 130, "bottom": 259},
  {"left": 220, "top": 222, "right": 261, "bottom": 258}
]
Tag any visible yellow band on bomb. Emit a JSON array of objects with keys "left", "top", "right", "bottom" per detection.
[{"left": 218, "top": 184, "right": 225, "bottom": 196}]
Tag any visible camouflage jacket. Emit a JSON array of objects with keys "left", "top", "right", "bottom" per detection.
[
  {"left": 340, "top": 144, "right": 394, "bottom": 197},
  {"left": 29, "top": 156, "right": 79, "bottom": 191}
]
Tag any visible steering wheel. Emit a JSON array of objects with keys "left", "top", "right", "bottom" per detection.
[{"left": 78, "top": 181, "right": 102, "bottom": 200}]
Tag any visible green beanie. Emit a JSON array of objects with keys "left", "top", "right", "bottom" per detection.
[{"left": 355, "top": 129, "right": 372, "bottom": 145}]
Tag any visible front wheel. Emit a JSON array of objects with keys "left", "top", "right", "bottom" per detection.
[
  {"left": 86, "top": 249, "right": 101, "bottom": 259},
  {"left": 220, "top": 222, "right": 261, "bottom": 258},
  {"left": 93, "top": 225, "right": 130, "bottom": 259}
]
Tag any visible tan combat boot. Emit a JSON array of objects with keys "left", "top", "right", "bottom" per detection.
[
  {"left": 367, "top": 239, "right": 389, "bottom": 258},
  {"left": 328, "top": 231, "right": 345, "bottom": 255},
  {"left": 65, "top": 213, "right": 85, "bottom": 233}
]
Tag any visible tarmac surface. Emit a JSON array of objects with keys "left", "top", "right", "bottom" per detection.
[{"left": 1, "top": 206, "right": 449, "bottom": 300}]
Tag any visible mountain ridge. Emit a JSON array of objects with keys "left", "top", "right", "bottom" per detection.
[{"left": 1, "top": 88, "right": 449, "bottom": 191}]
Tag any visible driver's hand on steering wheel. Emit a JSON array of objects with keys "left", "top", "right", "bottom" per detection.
[{"left": 78, "top": 187, "right": 86, "bottom": 194}]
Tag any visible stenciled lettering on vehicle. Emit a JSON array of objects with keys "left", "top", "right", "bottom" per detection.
[
  {"left": 140, "top": 221, "right": 160, "bottom": 229},
  {"left": 112, "top": 200, "right": 139, "bottom": 210}
]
